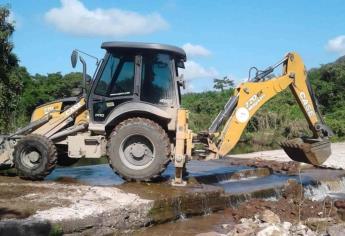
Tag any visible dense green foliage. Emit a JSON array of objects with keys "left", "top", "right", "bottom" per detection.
[
  {"left": 0, "top": 7, "right": 22, "bottom": 132},
  {"left": 0, "top": 6, "right": 83, "bottom": 132},
  {"left": 19, "top": 72, "right": 82, "bottom": 119},
  {"left": 182, "top": 58, "right": 345, "bottom": 153}
]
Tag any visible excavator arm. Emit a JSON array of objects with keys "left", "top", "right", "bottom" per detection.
[
  {"left": 207, "top": 52, "right": 332, "bottom": 164},
  {"left": 172, "top": 52, "right": 332, "bottom": 185}
]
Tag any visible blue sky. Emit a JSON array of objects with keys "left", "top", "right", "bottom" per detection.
[{"left": 4, "top": 0, "right": 345, "bottom": 92}]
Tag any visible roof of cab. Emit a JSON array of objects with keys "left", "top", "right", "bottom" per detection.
[{"left": 101, "top": 41, "right": 186, "bottom": 61}]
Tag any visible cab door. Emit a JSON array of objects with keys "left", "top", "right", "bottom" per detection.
[{"left": 88, "top": 52, "right": 139, "bottom": 123}]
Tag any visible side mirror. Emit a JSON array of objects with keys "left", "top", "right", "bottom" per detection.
[
  {"left": 177, "top": 75, "right": 186, "bottom": 90},
  {"left": 71, "top": 50, "right": 78, "bottom": 68},
  {"left": 177, "top": 59, "right": 185, "bottom": 69}
]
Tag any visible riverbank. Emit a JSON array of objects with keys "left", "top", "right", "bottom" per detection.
[
  {"left": 0, "top": 157, "right": 345, "bottom": 235},
  {"left": 229, "top": 142, "right": 345, "bottom": 170}
]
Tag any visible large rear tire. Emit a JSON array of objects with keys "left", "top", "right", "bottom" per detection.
[
  {"left": 13, "top": 134, "right": 57, "bottom": 180},
  {"left": 107, "top": 118, "right": 171, "bottom": 181}
]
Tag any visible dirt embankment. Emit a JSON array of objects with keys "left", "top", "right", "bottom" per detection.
[{"left": 210, "top": 181, "right": 345, "bottom": 235}]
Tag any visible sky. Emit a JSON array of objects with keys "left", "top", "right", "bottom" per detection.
[{"left": 3, "top": 0, "right": 345, "bottom": 92}]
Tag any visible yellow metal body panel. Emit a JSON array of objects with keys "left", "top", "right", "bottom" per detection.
[
  {"left": 173, "top": 108, "right": 193, "bottom": 185},
  {"left": 215, "top": 52, "right": 320, "bottom": 156},
  {"left": 31, "top": 102, "right": 63, "bottom": 122},
  {"left": 174, "top": 108, "right": 188, "bottom": 165},
  {"left": 75, "top": 110, "right": 89, "bottom": 125},
  {"left": 33, "top": 98, "right": 86, "bottom": 137},
  {"left": 174, "top": 108, "right": 193, "bottom": 161}
]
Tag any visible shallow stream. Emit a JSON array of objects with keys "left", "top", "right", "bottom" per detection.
[{"left": 44, "top": 160, "right": 345, "bottom": 235}]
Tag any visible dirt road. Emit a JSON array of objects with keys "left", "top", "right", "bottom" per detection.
[{"left": 229, "top": 142, "right": 345, "bottom": 169}]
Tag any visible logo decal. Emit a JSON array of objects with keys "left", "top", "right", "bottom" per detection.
[
  {"left": 43, "top": 106, "right": 55, "bottom": 114},
  {"left": 66, "top": 102, "right": 82, "bottom": 116},
  {"left": 236, "top": 107, "right": 250, "bottom": 123},
  {"left": 299, "top": 92, "right": 315, "bottom": 118},
  {"left": 245, "top": 91, "right": 265, "bottom": 111}
]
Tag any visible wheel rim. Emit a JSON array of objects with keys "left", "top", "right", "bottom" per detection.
[
  {"left": 119, "top": 134, "right": 155, "bottom": 170},
  {"left": 20, "top": 146, "right": 42, "bottom": 169}
]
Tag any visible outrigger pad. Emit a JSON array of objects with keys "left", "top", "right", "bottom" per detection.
[{"left": 280, "top": 138, "right": 331, "bottom": 166}]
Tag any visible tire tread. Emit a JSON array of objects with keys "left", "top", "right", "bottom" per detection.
[
  {"left": 14, "top": 134, "right": 57, "bottom": 180},
  {"left": 107, "top": 117, "right": 171, "bottom": 181}
]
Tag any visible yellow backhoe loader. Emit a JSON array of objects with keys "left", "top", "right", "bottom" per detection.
[{"left": 0, "top": 42, "right": 333, "bottom": 185}]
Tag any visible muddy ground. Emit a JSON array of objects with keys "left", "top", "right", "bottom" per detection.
[
  {"left": 125, "top": 182, "right": 345, "bottom": 236},
  {"left": 132, "top": 180, "right": 345, "bottom": 236},
  {"left": 0, "top": 155, "right": 345, "bottom": 235}
]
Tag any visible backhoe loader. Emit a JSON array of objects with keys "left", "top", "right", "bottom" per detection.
[{"left": 0, "top": 42, "right": 333, "bottom": 185}]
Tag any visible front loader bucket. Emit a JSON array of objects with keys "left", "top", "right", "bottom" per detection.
[{"left": 280, "top": 138, "right": 331, "bottom": 166}]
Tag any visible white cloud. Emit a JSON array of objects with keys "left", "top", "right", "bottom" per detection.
[
  {"left": 44, "top": 0, "right": 169, "bottom": 37},
  {"left": 182, "top": 43, "right": 211, "bottom": 57},
  {"left": 180, "top": 60, "right": 218, "bottom": 80},
  {"left": 326, "top": 35, "right": 345, "bottom": 55}
]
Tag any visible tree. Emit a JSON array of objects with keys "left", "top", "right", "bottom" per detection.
[
  {"left": 0, "top": 6, "right": 24, "bottom": 132},
  {"left": 213, "top": 76, "right": 234, "bottom": 91},
  {"left": 19, "top": 72, "right": 83, "bottom": 118}
]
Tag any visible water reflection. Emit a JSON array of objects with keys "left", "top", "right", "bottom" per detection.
[{"left": 46, "top": 160, "right": 250, "bottom": 186}]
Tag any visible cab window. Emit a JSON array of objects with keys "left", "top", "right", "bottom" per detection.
[
  {"left": 141, "top": 53, "right": 174, "bottom": 104},
  {"left": 95, "top": 54, "right": 135, "bottom": 96}
]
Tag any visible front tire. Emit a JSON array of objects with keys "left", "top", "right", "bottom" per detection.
[
  {"left": 107, "top": 118, "right": 171, "bottom": 181},
  {"left": 13, "top": 134, "right": 57, "bottom": 180}
]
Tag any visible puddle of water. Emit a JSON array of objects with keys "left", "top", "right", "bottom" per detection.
[
  {"left": 217, "top": 174, "right": 298, "bottom": 194},
  {"left": 46, "top": 160, "right": 250, "bottom": 186},
  {"left": 218, "top": 175, "right": 259, "bottom": 184},
  {"left": 216, "top": 170, "right": 327, "bottom": 195},
  {"left": 46, "top": 159, "right": 345, "bottom": 203},
  {"left": 46, "top": 164, "right": 124, "bottom": 186}
]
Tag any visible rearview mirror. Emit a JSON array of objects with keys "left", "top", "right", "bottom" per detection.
[
  {"left": 177, "top": 59, "right": 185, "bottom": 69},
  {"left": 71, "top": 50, "right": 78, "bottom": 68}
]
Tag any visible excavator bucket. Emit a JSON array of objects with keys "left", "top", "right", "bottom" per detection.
[{"left": 280, "top": 138, "right": 331, "bottom": 166}]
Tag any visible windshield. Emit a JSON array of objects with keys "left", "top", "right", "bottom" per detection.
[{"left": 94, "top": 53, "right": 135, "bottom": 97}]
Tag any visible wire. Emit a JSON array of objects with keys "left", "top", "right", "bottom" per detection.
[{"left": 75, "top": 49, "right": 100, "bottom": 65}]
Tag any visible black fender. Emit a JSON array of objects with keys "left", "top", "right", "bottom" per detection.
[{"left": 89, "top": 102, "right": 172, "bottom": 132}]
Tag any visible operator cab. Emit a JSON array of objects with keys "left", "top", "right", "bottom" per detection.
[{"left": 88, "top": 42, "right": 186, "bottom": 124}]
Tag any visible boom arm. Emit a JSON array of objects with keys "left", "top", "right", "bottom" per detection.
[{"left": 210, "top": 52, "right": 332, "bottom": 159}]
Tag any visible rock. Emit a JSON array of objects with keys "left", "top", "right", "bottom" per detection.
[
  {"left": 290, "top": 223, "right": 316, "bottom": 236},
  {"left": 281, "top": 221, "right": 292, "bottom": 231},
  {"left": 196, "top": 232, "right": 225, "bottom": 236},
  {"left": 327, "top": 223, "right": 345, "bottom": 236},
  {"left": 337, "top": 209, "right": 345, "bottom": 221},
  {"left": 221, "top": 224, "right": 230, "bottom": 229},
  {"left": 334, "top": 200, "right": 345, "bottom": 209},
  {"left": 257, "top": 225, "right": 286, "bottom": 236},
  {"left": 226, "top": 221, "right": 257, "bottom": 236},
  {"left": 305, "top": 217, "right": 333, "bottom": 232},
  {"left": 259, "top": 210, "right": 280, "bottom": 224},
  {"left": 335, "top": 200, "right": 345, "bottom": 221},
  {"left": 239, "top": 218, "right": 256, "bottom": 224}
]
